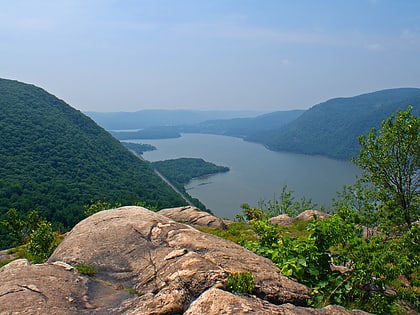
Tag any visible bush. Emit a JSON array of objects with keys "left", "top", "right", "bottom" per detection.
[
  {"left": 75, "top": 262, "right": 96, "bottom": 276},
  {"left": 26, "top": 221, "right": 57, "bottom": 263},
  {"left": 226, "top": 272, "right": 255, "bottom": 294}
]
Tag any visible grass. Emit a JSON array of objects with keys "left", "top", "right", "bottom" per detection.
[
  {"left": 75, "top": 262, "right": 96, "bottom": 276},
  {"left": 197, "top": 222, "right": 258, "bottom": 243},
  {"left": 276, "top": 219, "right": 312, "bottom": 238}
]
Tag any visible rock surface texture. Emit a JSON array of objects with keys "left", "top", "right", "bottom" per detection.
[
  {"left": 0, "top": 206, "right": 369, "bottom": 314},
  {"left": 159, "top": 205, "right": 227, "bottom": 229},
  {"left": 295, "top": 210, "right": 332, "bottom": 221}
]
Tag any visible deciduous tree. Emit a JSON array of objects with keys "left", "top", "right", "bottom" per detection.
[{"left": 355, "top": 106, "right": 419, "bottom": 227}]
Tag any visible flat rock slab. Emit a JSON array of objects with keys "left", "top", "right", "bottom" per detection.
[
  {"left": 295, "top": 210, "right": 332, "bottom": 221},
  {"left": 159, "top": 205, "right": 228, "bottom": 229},
  {"left": 185, "top": 287, "right": 371, "bottom": 315},
  {"left": 0, "top": 206, "right": 371, "bottom": 314}
]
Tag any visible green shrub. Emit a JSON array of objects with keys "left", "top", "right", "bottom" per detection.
[
  {"left": 226, "top": 272, "right": 255, "bottom": 294},
  {"left": 75, "top": 263, "right": 96, "bottom": 276},
  {"left": 83, "top": 200, "right": 122, "bottom": 217},
  {"left": 26, "top": 221, "right": 57, "bottom": 263}
]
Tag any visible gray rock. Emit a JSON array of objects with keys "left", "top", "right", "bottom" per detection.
[
  {"left": 295, "top": 210, "right": 332, "bottom": 221},
  {"left": 0, "top": 206, "right": 371, "bottom": 314},
  {"left": 0, "top": 259, "right": 91, "bottom": 314},
  {"left": 159, "top": 205, "right": 227, "bottom": 229},
  {"left": 269, "top": 214, "right": 295, "bottom": 226},
  {"left": 184, "top": 287, "right": 371, "bottom": 315}
]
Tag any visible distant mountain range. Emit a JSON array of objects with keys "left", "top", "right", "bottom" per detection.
[
  {"left": 248, "top": 88, "right": 420, "bottom": 159},
  {"left": 96, "top": 88, "right": 420, "bottom": 160},
  {"left": 86, "top": 109, "right": 264, "bottom": 130},
  {"left": 0, "top": 78, "right": 186, "bottom": 248}
]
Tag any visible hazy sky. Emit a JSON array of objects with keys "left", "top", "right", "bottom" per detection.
[{"left": 1, "top": 1, "right": 420, "bottom": 112}]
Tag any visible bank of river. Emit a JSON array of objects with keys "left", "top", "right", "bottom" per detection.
[{"left": 138, "top": 134, "right": 360, "bottom": 218}]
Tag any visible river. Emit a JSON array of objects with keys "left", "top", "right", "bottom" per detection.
[{"left": 137, "top": 133, "right": 360, "bottom": 218}]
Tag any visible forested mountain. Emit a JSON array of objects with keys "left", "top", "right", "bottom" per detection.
[
  {"left": 0, "top": 79, "right": 186, "bottom": 234},
  {"left": 247, "top": 88, "right": 420, "bottom": 160},
  {"left": 86, "top": 109, "right": 263, "bottom": 130}
]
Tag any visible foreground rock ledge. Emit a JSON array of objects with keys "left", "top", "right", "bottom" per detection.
[{"left": 0, "top": 206, "right": 369, "bottom": 314}]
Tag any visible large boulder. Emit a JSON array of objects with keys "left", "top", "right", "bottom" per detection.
[
  {"left": 0, "top": 206, "right": 370, "bottom": 314},
  {"left": 159, "top": 205, "right": 227, "bottom": 229},
  {"left": 0, "top": 259, "right": 92, "bottom": 314},
  {"left": 185, "top": 287, "right": 370, "bottom": 315},
  {"left": 269, "top": 214, "right": 295, "bottom": 226},
  {"left": 295, "top": 210, "right": 332, "bottom": 221}
]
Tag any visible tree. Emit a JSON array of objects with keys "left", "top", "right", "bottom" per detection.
[{"left": 355, "top": 106, "right": 419, "bottom": 227}]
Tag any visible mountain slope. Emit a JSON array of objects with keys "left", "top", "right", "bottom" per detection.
[
  {"left": 247, "top": 88, "right": 420, "bottom": 160},
  {"left": 0, "top": 79, "right": 185, "bottom": 235},
  {"left": 180, "top": 110, "right": 305, "bottom": 137}
]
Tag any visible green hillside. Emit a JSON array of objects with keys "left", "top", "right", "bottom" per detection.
[
  {"left": 180, "top": 110, "right": 304, "bottom": 137},
  {"left": 0, "top": 79, "right": 186, "bottom": 237},
  {"left": 247, "top": 88, "right": 420, "bottom": 160}
]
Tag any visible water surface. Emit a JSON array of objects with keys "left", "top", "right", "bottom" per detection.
[{"left": 138, "top": 134, "right": 360, "bottom": 218}]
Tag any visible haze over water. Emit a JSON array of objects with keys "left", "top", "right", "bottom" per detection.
[{"left": 141, "top": 133, "right": 360, "bottom": 218}]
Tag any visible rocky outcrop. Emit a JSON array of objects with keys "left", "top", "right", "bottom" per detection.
[
  {"left": 159, "top": 205, "right": 227, "bottom": 229},
  {"left": 269, "top": 214, "right": 295, "bottom": 226},
  {"left": 185, "top": 287, "right": 370, "bottom": 315},
  {"left": 0, "top": 206, "right": 368, "bottom": 314},
  {"left": 296, "top": 210, "right": 332, "bottom": 221},
  {"left": 0, "top": 259, "right": 94, "bottom": 314},
  {"left": 269, "top": 210, "right": 331, "bottom": 226}
]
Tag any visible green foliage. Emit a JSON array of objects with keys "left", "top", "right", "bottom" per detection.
[
  {"left": 0, "top": 209, "right": 44, "bottom": 247},
  {"left": 124, "top": 287, "right": 143, "bottom": 296},
  {"left": 247, "top": 88, "right": 420, "bottom": 159},
  {"left": 242, "top": 214, "right": 419, "bottom": 314},
  {"left": 152, "top": 158, "right": 229, "bottom": 212},
  {"left": 236, "top": 185, "right": 317, "bottom": 221},
  {"left": 26, "top": 221, "right": 58, "bottom": 263},
  {"left": 83, "top": 200, "right": 122, "bottom": 217},
  {"left": 75, "top": 263, "right": 96, "bottom": 276},
  {"left": 134, "top": 201, "right": 159, "bottom": 212},
  {"left": 355, "top": 106, "right": 420, "bottom": 227},
  {"left": 152, "top": 158, "right": 229, "bottom": 187},
  {"left": 0, "top": 78, "right": 186, "bottom": 248},
  {"left": 197, "top": 222, "right": 257, "bottom": 244},
  {"left": 226, "top": 272, "right": 255, "bottom": 294},
  {"left": 261, "top": 185, "right": 317, "bottom": 217},
  {"left": 121, "top": 142, "right": 156, "bottom": 155}
]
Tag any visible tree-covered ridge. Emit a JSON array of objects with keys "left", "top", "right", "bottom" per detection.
[
  {"left": 121, "top": 142, "right": 156, "bottom": 155},
  {"left": 151, "top": 158, "right": 229, "bottom": 212},
  {"left": 152, "top": 158, "right": 229, "bottom": 186},
  {"left": 247, "top": 88, "right": 420, "bottom": 160},
  {"left": 0, "top": 78, "right": 186, "bottom": 246}
]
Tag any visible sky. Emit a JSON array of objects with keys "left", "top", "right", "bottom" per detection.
[{"left": 1, "top": 0, "right": 420, "bottom": 112}]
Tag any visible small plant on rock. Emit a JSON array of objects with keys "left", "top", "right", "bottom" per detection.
[
  {"left": 226, "top": 271, "right": 255, "bottom": 294},
  {"left": 75, "top": 262, "right": 96, "bottom": 276}
]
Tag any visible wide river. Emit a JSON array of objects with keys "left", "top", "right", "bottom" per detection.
[{"left": 138, "top": 133, "right": 360, "bottom": 218}]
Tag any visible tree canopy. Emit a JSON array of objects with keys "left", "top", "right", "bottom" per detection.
[
  {"left": 0, "top": 78, "right": 186, "bottom": 248},
  {"left": 355, "top": 106, "right": 419, "bottom": 227}
]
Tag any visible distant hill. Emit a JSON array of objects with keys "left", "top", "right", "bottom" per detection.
[
  {"left": 180, "top": 110, "right": 305, "bottom": 137},
  {"left": 0, "top": 79, "right": 186, "bottom": 244},
  {"left": 247, "top": 88, "right": 420, "bottom": 160},
  {"left": 109, "top": 110, "right": 304, "bottom": 141},
  {"left": 86, "top": 109, "right": 264, "bottom": 130}
]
